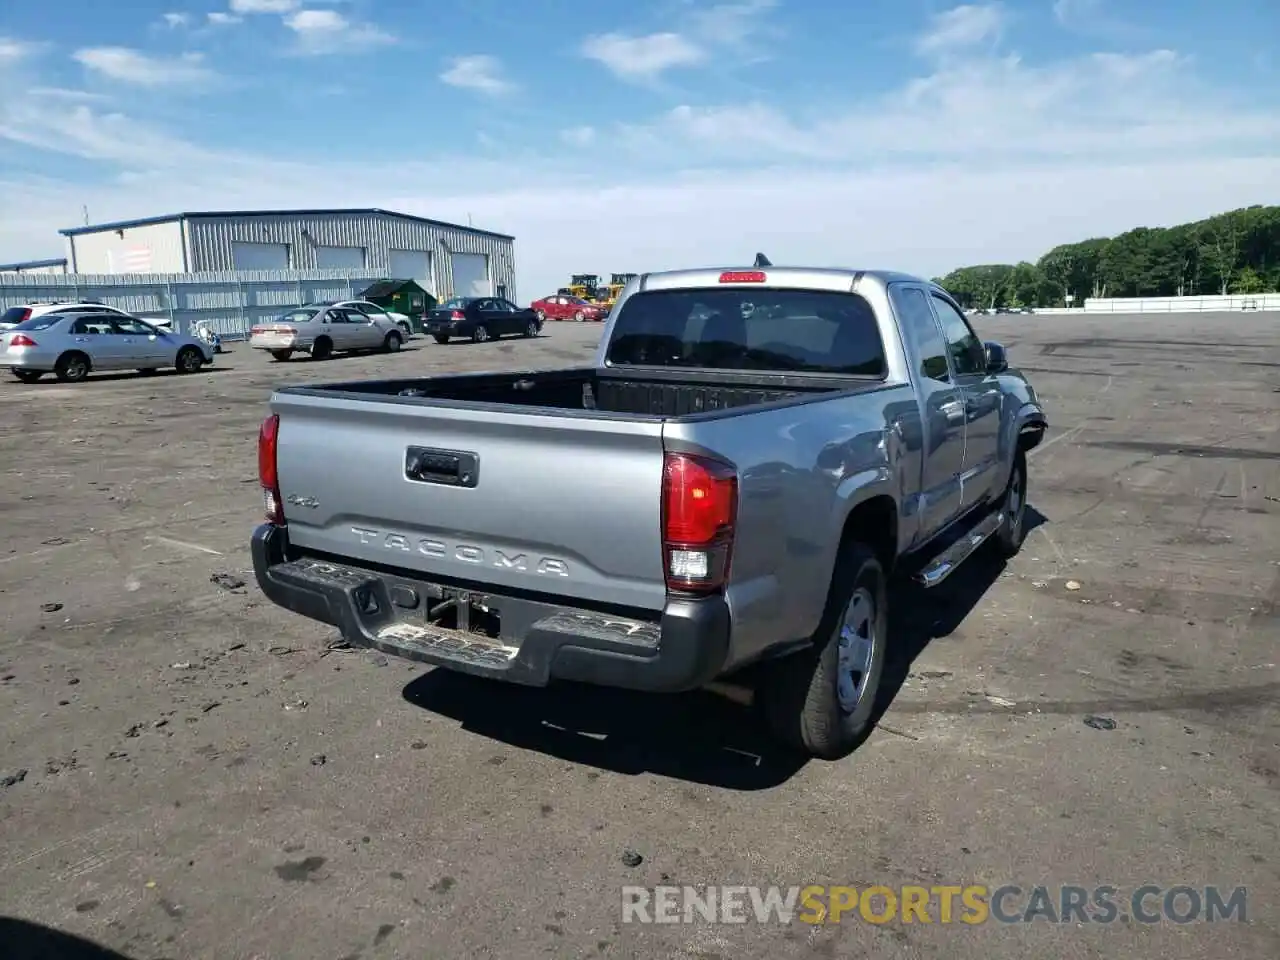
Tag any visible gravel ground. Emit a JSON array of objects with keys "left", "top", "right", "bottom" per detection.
[{"left": 1, "top": 312, "right": 1277, "bottom": 960}]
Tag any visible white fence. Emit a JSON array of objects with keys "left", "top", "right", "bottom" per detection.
[
  {"left": 0, "top": 268, "right": 389, "bottom": 339},
  {"left": 1081, "top": 294, "right": 1280, "bottom": 313}
]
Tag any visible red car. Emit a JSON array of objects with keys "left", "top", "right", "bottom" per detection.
[{"left": 530, "top": 294, "right": 607, "bottom": 322}]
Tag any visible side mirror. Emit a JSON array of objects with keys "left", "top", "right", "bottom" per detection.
[{"left": 984, "top": 341, "right": 1008, "bottom": 373}]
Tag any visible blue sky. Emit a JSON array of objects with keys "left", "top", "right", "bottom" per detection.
[{"left": 1, "top": 0, "right": 1278, "bottom": 297}]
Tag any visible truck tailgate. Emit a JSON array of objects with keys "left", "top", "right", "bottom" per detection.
[{"left": 271, "top": 392, "right": 669, "bottom": 611}]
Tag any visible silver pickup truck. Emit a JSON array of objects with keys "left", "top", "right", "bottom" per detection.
[{"left": 250, "top": 264, "right": 1047, "bottom": 759}]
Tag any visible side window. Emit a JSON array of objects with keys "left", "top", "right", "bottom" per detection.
[
  {"left": 891, "top": 286, "right": 950, "bottom": 382},
  {"left": 111, "top": 318, "right": 153, "bottom": 336},
  {"left": 69, "top": 318, "right": 96, "bottom": 335},
  {"left": 931, "top": 296, "right": 986, "bottom": 375}
]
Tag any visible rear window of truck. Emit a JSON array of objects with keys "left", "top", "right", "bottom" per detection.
[{"left": 605, "top": 288, "right": 887, "bottom": 376}]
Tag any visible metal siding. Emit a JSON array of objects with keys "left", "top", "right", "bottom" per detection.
[
  {"left": 185, "top": 212, "right": 515, "bottom": 301},
  {"left": 67, "top": 221, "right": 186, "bottom": 274}
]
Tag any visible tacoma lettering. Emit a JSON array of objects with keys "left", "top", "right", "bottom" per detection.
[{"left": 348, "top": 527, "right": 568, "bottom": 575}]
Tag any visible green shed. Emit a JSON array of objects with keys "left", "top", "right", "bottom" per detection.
[{"left": 359, "top": 279, "right": 436, "bottom": 331}]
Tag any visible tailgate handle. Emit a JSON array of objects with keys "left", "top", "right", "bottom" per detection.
[{"left": 405, "top": 447, "right": 479, "bottom": 488}]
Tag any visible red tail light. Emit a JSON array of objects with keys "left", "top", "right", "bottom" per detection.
[
  {"left": 450, "top": 310, "right": 465, "bottom": 320},
  {"left": 661, "top": 453, "right": 737, "bottom": 594},
  {"left": 258, "top": 414, "right": 284, "bottom": 525},
  {"left": 9, "top": 334, "right": 37, "bottom": 347},
  {"left": 719, "top": 271, "right": 766, "bottom": 283}
]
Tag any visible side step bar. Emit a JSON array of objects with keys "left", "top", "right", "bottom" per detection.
[{"left": 915, "top": 510, "right": 1004, "bottom": 588}]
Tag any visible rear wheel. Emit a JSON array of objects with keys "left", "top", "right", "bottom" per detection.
[
  {"left": 574, "top": 311, "right": 585, "bottom": 322},
  {"left": 311, "top": 337, "right": 333, "bottom": 361},
  {"left": 11, "top": 369, "right": 42, "bottom": 383},
  {"left": 176, "top": 346, "right": 203, "bottom": 374},
  {"left": 523, "top": 319, "right": 539, "bottom": 338},
  {"left": 471, "top": 325, "right": 490, "bottom": 343},
  {"left": 270, "top": 349, "right": 293, "bottom": 362},
  {"left": 383, "top": 331, "right": 403, "bottom": 353},
  {"left": 55, "top": 352, "right": 90, "bottom": 383},
  {"left": 433, "top": 334, "right": 450, "bottom": 344},
  {"left": 759, "top": 543, "right": 888, "bottom": 759}
]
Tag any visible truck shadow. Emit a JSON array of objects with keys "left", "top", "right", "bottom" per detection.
[
  {"left": 0, "top": 917, "right": 137, "bottom": 960},
  {"left": 871, "top": 504, "right": 1051, "bottom": 727},
  {"left": 400, "top": 505, "right": 1050, "bottom": 789},
  {"left": 402, "top": 670, "right": 808, "bottom": 790}
]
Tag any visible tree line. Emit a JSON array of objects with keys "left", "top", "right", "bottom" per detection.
[{"left": 932, "top": 205, "right": 1280, "bottom": 309}]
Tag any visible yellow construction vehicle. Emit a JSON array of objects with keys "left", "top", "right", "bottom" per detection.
[
  {"left": 601, "top": 273, "right": 637, "bottom": 307},
  {"left": 566, "top": 274, "right": 602, "bottom": 302}
]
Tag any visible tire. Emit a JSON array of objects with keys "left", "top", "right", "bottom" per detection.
[
  {"left": 574, "top": 311, "right": 585, "bottom": 322},
  {"left": 991, "top": 450, "right": 1028, "bottom": 558},
  {"left": 759, "top": 543, "right": 889, "bottom": 759},
  {"left": 523, "top": 319, "right": 539, "bottom": 338},
  {"left": 55, "top": 352, "right": 91, "bottom": 383},
  {"left": 176, "top": 346, "right": 203, "bottom": 374},
  {"left": 471, "top": 325, "right": 490, "bottom": 343},
  {"left": 270, "top": 349, "right": 293, "bottom": 362},
  {"left": 11, "top": 369, "right": 42, "bottom": 383},
  {"left": 383, "top": 331, "right": 403, "bottom": 353},
  {"left": 433, "top": 334, "right": 450, "bottom": 345},
  {"left": 311, "top": 337, "right": 333, "bottom": 361}
]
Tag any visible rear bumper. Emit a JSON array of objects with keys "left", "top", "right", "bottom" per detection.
[
  {"left": 0, "top": 351, "right": 52, "bottom": 370},
  {"left": 250, "top": 524, "right": 731, "bottom": 693}
]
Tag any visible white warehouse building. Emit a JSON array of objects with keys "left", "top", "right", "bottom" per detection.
[{"left": 57, "top": 207, "right": 516, "bottom": 301}]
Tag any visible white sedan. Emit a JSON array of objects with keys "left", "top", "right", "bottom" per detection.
[{"left": 249, "top": 303, "right": 406, "bottom": 362}]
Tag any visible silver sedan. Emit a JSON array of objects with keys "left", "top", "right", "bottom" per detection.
[{"left": 0, "top": 311, "right": 215, "bottom": 383}]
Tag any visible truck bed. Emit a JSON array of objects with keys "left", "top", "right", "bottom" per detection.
[{"left": 287, "top": 367, "right": 866, "bottom": 419}]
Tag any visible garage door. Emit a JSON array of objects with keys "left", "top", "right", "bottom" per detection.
[
  {"left": 449, "top": 252, "right": 490, "bottom": 297},
  {"left": 232, "top": 242, "right": 290, "bottom": 270},
  {"left": 389, "top": 249, "right": 433, "bottom": 292},
  {"left": 315, "top": 245, "right": 366, "bottom": 269}
]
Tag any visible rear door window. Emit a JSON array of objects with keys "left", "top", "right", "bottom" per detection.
[
  {"left": 13, "top": 313, "right": 67, "bottom": 332},
  {"left": 605, "top": 288, "right": 887, "bottom": 376}
]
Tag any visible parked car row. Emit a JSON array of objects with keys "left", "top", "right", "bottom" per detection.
[{"left": 1, "top": 292, "right": 551, "bottom": 383}]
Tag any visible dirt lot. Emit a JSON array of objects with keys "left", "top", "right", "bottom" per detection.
[{"left": 1, "top": 313, "right": 1277, "bottom": 960}]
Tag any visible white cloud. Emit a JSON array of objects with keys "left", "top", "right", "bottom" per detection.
[
  {"left": 440, "top": 55, "right": 514, "bottom": 96},
  {"left": 1053, "top": 0, "right": 1101, "bottom": 24},
  {"left": 284, "top": 9, "right": 394, "bottom": 54},
  {"left": 686, "top": 0, "right": 779, "bottom": 50},
  {"left": 208, "top": 12, "right": 244, "bottom": 26},
  {"left": 26, "top": 86, "right": 112, "bottom": 103},
  {"left": 581, "top": 32, "right": 705, "bottom": 81},
  {"left": 230, "top": 0, "right": 298, "bottom": 12},
  {"left": 0, "top": 36, "right": 39, "bottom": 61},
  {"left": 582, "top": 1, "right": 780, "bottom": 82},
  {"left": 561, "top": 126, "right": 596, "bottom": 147},
  {"left": 162, "top": 12, "right": 190, "bottom": 29},
  {"left": 916, "top": 3, "right": 1006, "bottom": 56},
  {"left": 72, "top": 48, "right": 215, "bottom": 87}
]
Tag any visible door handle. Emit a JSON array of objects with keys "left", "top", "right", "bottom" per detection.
[{"left": 940, "top": 399, "right": 965, "bottom": 423}]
